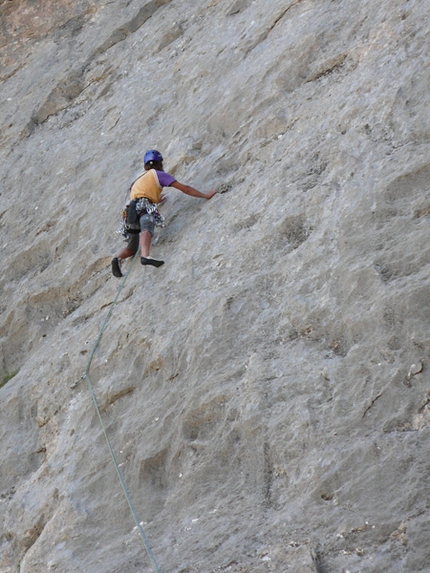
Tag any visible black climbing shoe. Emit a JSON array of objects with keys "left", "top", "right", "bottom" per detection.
[
  {"left": 141, "top": 256, "right": 164, "bottom": 268},
  {"left": 111, "top": 257, "right": 123, "bottom": 277}
]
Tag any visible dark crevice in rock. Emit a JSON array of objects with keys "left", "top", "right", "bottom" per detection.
[
  {"left": 70, "top": 287, "right": 135, "bottom": 324},
  {"left": 306, "top": 53, "right": 349, "bottom": 83},
  {"left": 30, "top": 70, "right": 86, "bottom": 127},
  {"left": 0, "top": 60, "right": 26, "bottom": 83},
  {"left": 311, "top": 547, "right": 328, "bottom": 573},
  {"left": 263, "top": 441, "right": 273, "bottom": 508},
  {"left": 226, "top": 0, "right": 253, "bottom": 16},
  {"left": 362, "top": 392, "right": 383, "bottom": 418},
  {"left": 156, "top": 22, "right": 184, "bottom": 51},
  {"left": 414, "top": 205, "right": 430, "bottom": 219},
  {"left": 244, "top": 0, "right": 306, "bottom": 56},
  {"left": 101, "top": 386, "right": 136, "bottom": 412},
  {"left": 55, "top": 13, "right": 88, "bottom": 39},
  {"left": 93, "top": 0, "right": 172, "bottom": 58},
  {"left": 22, "top": 515, "right": 48, "bottom": 552}
]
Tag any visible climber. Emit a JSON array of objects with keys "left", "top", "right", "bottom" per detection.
[{"left": 111, "top": 150, "right": 217, "bottom": 277}]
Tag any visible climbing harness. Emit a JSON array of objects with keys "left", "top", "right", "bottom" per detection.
[
  {"left": 117, "top": 198, "right": 165, "bottom": 238},
  {"left": 83, "top": 249, "right": 162, "bottom": 573},
  {"left": 135, "top": 197, "right": 165, "bottom": 228}
]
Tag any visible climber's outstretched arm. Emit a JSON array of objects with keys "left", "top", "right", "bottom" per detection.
[{"left": 171, "top": 181, "right": 217, "bottom": 199}]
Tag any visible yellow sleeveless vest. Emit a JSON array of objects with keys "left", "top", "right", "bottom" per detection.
[{"left": 129, "top": 169, "right": 162, "bottom": 203}]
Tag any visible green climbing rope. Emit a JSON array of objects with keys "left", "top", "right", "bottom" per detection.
[{"left": 83, "top": 250, "right": 162, "bottom": 573}]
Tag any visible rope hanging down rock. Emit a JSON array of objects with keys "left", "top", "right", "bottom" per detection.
[{"left": 83, "top": 250, "right": 163, "bottom": 573}]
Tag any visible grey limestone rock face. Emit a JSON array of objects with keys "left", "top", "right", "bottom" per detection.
[{"left": 1, "top": 0, "right": 430, "bottom": 572}]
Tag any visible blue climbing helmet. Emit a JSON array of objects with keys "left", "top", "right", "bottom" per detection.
[{"left": 144, "top": 149, "right": 163, "bottom": 166}]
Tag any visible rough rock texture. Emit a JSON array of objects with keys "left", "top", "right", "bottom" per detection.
[{"left": 1, "top": 0, "right": 430, "bottom": 572}]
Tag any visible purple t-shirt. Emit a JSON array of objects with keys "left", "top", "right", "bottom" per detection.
[{"left": 156, "top": 170, "right": 176, "bottom": 187}]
